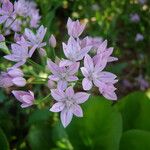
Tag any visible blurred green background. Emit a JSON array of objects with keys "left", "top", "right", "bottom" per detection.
[{"left": 0, "top": 0, "right": 150, "bottom": 149}]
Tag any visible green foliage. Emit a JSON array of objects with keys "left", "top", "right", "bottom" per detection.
[
  {"left": 0, "top": 128, "right": 9, "bottom": 150},
  {"left": 66, "top": 96, "right": 122, "bottom": 150},
  {"left": 120, "top": 129, "right": 150, "bottom": 150}
]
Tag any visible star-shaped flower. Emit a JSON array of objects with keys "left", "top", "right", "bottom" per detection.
[{"left": 50, "top": 86, "right": 90, "bottom": 127}]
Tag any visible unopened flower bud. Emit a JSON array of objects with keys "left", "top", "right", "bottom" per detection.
[
  {"left": 39, "top": 48, "right": 47, "bottom": 57},
  {"left": 49, "top": 34, "right": 56, "bottom": 48}
]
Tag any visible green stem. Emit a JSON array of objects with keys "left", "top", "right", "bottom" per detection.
[
  {"left": 27, "top": 59, "right": 45, "bottom": 71},
  {"left": 34, "top": 93, "right": 51, "bottom": 105}
]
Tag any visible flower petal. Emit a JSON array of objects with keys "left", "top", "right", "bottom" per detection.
[
  {"left": 84, "top": 54, "right": 94, "bottom": 72},
  {"left": 82, "top": 78, "right": 93, "bottom": 91},
  {"left": 51, "top": 89, "right": 65, "bottom": 101},
  {"left": 65, "top": 86, "right": 74, "bottom": 98},
  {"left": 60, "top": 109, "right": 73, "bottom": 127},
  {"left": 50, "top": 102, "right": 65, "bottom": 112},
  {"left": 12, "top": 77, "right": 26, "bottom": 87},
  {"left": 73, "top": 92, "right": 90, "bottom": 104},
  {"left": 71, "top": 104, "right": 83, "bottom": 117}
]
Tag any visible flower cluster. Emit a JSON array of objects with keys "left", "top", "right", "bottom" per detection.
[
  {"left": 0, "top": 0, "right": 40, "bottom": 35},
  {"left": 0, "top": 2, "right": 118, "bottom": 127}
]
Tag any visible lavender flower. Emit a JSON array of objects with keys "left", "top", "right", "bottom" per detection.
[
  {"left": 138, "top": 0, "right": 147, "bottom": 4},
  {"left": 47, "top": 59, "right": 79, "bottom": 90},
  {"left": 67, "top": 17, "right": 86, "bottom": 38},
  {"left": 4, "top": 43, "right": 30, "bottom": 68},
  {"left": 0, "top": 0, "right": 14, "bottom": 24},
  {"left": 24, "top": 25, "right": 47, "bottom": 57},
  {"left": 95, "top": 40, "right": 118, "bottom": 62},
  {"left": 135, "top": 33, "right": 144, "bottom": 42},
  {"left": 60, "top": 36, "right": 92, "bottom": 66},
  {"left": 50, "top": 86, "right": 90, "bottom": 127},
  {"left": 0, "top": 68, "right": 26, "bottom": 88},
  {"left": 81, "top": 54, "right": 118, "bottom": 100},
  {"left": 130, "top": 13, "right": 140, "bottom": 23},
  {"left": 12, "top": 90, "right": 34, "bottom": 108}
]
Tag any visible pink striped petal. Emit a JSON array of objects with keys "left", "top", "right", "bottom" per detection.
[
  {"left": 73, "top": 92, "right": 90, "bottom": 104},
  {"left": 50, "top": 102, "right": 65, "bottom": 112},
  {"left": 82, "top": 78, "right": 93, "bottom": 90},
  {"left": 60, "top": 109, "right": 73, "bottom": 127}
]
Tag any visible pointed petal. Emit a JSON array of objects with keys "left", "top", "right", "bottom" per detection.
[
  {"left": 24, "top": 28, "right": 36, "bottom": 42},
  {"left": 12, "top": 77, "right": 26, "bottom": 87},
  {"left": 48, "top": 75, "right": 59, "bottom": 81},
  {"left": 81, "top": 67, "right": 89, "bottom": 78},
  {"left": 82, "top": 78, "right": 93, "bottom": 90},
  {"left": 51, "top": 89, "right": 65, "bottom": 101},
  {"left": 47, "top": 59, "right": 60, "bottom": 74},
  {"left": 68, "top": 62, "right": 80, "bottom": 75},
  {"left": 73, "top": 92, "right": 90, "bottom": 104},
  {"left": 57, "top": 80, "right": 68, "bottom": 91},
  {"left": 8, "top": 68, "right": 23, "bottom": 77},
  {"left": 71, "top": 104, "right": 83, "bottom": 117},
  {"left": 84, "top": 54, "right": 94, "bottom": 72},
  {"left": 66, "top": 76, "right": 78, "bottom": 82},
  {"left": 76, "top": 46, "right": 92, "bottom": 61},
  {"left": 50, "top": 102, "right": 65, "bottom": 112},
  {"left": 65, "top": 86, "right": 74, "bottom": 98},
  {"left": 60, "top": 109, "right": 73, "bottom": 127}
]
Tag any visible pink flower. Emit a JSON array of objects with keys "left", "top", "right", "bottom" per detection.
[
  {"left": 67, "top": 18, "right": 86, "bottom": 38},
  {"left": 47, "top": 59, "right": 79, "bottom": 90},
  {"left": 60, "top": 36, "right": 92, "bottom": 66},
  {"left": 24, "top": 25, "right": 47, "bottom": 57},
  {"left": 49, "top": 34, "right": 56, "bottom": 48},
  {"left": 95, "top": 40, "right": 118, "bottom": 63},
  {"left": 50, "top": 86, "right": 90, "bottom": 127},
  {"left": 4, "top": 43, "right": 30, "bottom": 68},
  {"left": 0, "top": 0, "right": 14, "bottom": 24},
  {"left": 0, "top": 68, "right": 26, "bottom": 88},
  {"left": 81, "top": 54, "right": 118, "bottom": 100},
  {"left": 12, "top": 90, "right": 34, "bottom": 108}
]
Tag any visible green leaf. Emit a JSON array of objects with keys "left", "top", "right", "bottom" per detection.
[
  {"left": 119, "top": 129, "right": 150, "bottom": 150},
  {"left": 116, "top": 91, "right": 150, "bottom": 131},
  {"left": 0, "top": 42, "right": 10, "bottom": 54},
  {"left": 27, "top": 124, "right": 53, "bottom": 150},
  {"left": 66, "top": 96, "right": 122, "bottom": 150},
  {"left": 27, "top": 108, "right": 52, "bottom": 126},
  {"left": 0, "top": 128, "right": 9, "bottom": 150}
]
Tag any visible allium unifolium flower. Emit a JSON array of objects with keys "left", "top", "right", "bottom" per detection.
[
  {"left": 47, "top": 59, "right": 79, "bottom": 90},
  {"left": 50, "top": 86, "right": 90, "bottom": 127},
  {"left": 96, "top": 40, "right": 118, "bottom": 62},
  {"left": 0, "top": 68, "right": 26, "bottom": 88},
  {"left": 67, "top": 17, "right": 86, "bottom": 38},
  {"left": 60, "top": 36, "right": 92, "bottom": 66},
  {"left": 24, "top": 25, "right": 47, "bottom": 57},
  {"left": 4, "top": 43, "right": 30, "bottom": 68},
  {"left": 12, "top": 90, "right": 34, "bottom": 108},
  {"left": 81, "top": 54, "right": 118, "bottom": 100},
  {"left": 0, "top": 0, "right": 14, "bottom": 24}
]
